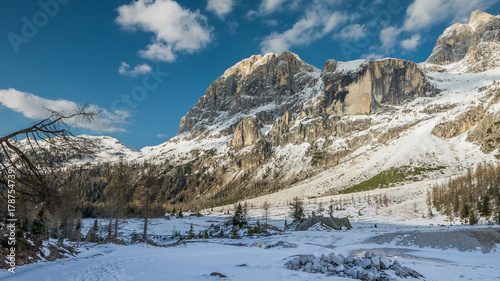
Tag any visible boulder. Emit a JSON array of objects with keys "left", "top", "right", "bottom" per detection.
[
  {"left": 364, "top": 251, "right": 377, "bottom": 258},
  {"left": 344, "top": 255, "right": 355, "bottom": 265},
  {"left": 250, "top": 242, "right": 266, "bottom": 249},
  {"left": 345, "top": 268, "right": 358, "bottom": 279},
  {"left": 331, "top": 255, "right": 344, "bottom": 266},
  {"left": 379, "top": 256, "right": 391, "bottom": 269},
  {"left": 335, "top": 264, "right": 345, "bottom": 272},
  {"left": 371, "top": 256, "right": 380, "bottom": 270}
]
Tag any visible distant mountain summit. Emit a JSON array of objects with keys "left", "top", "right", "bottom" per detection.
[
  {"left": 177, "top": 51, "right": 436, "bottom": 145},
  {"left": 427, "top": 10, "right": 500, "bottom": 72}
]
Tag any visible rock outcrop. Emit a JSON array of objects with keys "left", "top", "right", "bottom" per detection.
[
  {"left": 230, "top": 116, "right": 262, "bottom": 149},
  {"left": 178, "top": 52, "right": 319, "bottom": 138},
  {"left": 467, "top": 112, "right": 500, "bottom": 153},
  {"left": 178, "top": 52, "right": 437, "bottom": 147},
  {"left": 431, "top": 106, "right": 485, "bottom": 138},
  {"left": 427, "top": 11, "right": 500, "bottom": 72},
  {"left": 320, "top": 59, "right": 436, "bottom": 116}
]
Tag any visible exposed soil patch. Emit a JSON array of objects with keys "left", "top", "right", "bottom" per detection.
[
  {"left": 351, "top": 248, "right": 451, "bottom": 263},
  {"left": 365, "top": 227, "right": 500, "bottom": 253}
]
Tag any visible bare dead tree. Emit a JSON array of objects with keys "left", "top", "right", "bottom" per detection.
[
  {"left": 262, "top": 201, "right": 270, "bottom": 227},
  {"left": 0, "top": 107, "right": 97, "bottom": 211}
]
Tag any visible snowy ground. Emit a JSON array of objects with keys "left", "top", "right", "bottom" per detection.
[{"left": 1, "top": 213, "right": 499, "bottom": 281}]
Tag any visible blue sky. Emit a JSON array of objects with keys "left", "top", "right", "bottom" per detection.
[{"left": 1, "top": 0, "right": 499, "bottom": 149}]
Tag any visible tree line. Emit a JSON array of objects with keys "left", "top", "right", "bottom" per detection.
[{"left": 431, "top": 164, "right": 500, "bottom": 224}]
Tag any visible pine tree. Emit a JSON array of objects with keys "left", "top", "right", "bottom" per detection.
[
  {"left": 289, "top": 197, "right": 304, "bottom": 222},
  {"left": 232, "top": 203, "right": 246, "bottom": 228},
  {"left": 31, "top": 208, "right": 47, "bottom": 237},
  {"left": 89, "top": 219, "right": 99, "bottom": 242},
  {"left": 469, "top": 211, "right": 478, "bottom": 225},
  {"left": 188, "top": 223, "right": 195, "bottom": 238},
  {"left": 75, "top": 219, "right": 82, "bottom": 245}
]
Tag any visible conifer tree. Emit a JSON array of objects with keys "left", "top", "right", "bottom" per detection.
[
  {"left": 31, "top": 208, "right": 47, "bottom": 237},
  {"left": 289, "top": 197, "right": 304, "bottom": 222},
  {"left": 232, "top": 203, "right": 246, "bottom": 228}
]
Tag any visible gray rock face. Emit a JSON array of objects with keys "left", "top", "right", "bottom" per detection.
[
  {"left": 427, "top": 10, "right": 500, "bottom": 72},
  {"left": 178, "top": 52, "right": 318, "bottom": 138},
  {"left": 230, "top": 116, "right": 262, "bottom": 149},
  {"left": 177, "top": 51, "right": 437, "bottom": 146},
  {"left": 427, "top": 23, "right": 473, "bottom": 64},
  {"left": 321, "top": 59, "right": 436, "bottom": 116}
]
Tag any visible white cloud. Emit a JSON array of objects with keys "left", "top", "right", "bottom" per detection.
[
  {"left": 379, "top": 26, "right": 400, "bottom": 51},
  {"left": 260, "top": 8, "right": 349, "bottom": 53},
  {"left": 246, "top": 0, "right": 308, "bottom": 19},
  {"left": 403, "top": 0, "right": 496, "bottom": 31},
  {"left": 116, "top": 0, "right": 213, "bottom": 62},
  {"left": 362, "top": 53, "right": 385, "bottom": 60},
  {"left": 156, "top": 133, "right": 168, "bottom": 138},
  {"left": 336, "top": 24, "right": 365, "bottom": 41},
  {"left": 118, "top": 61, "right": 152, "bottom": 77},
  {"left": 0, "top": 88, "right": 130, "bottom": 133},
  {"left": 401, "top": 34, "right": 421, "bottom": 50},
  {"left": 206, "top": 0, "right": 234, "bottom": 19},
  {"left": 259, "top": 0, "right": 285, "bottom": 14}
]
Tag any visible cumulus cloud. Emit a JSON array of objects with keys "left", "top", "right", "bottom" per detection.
[
  {"left": 260, "top": 8, "right": 349, "bottom": 53},
  {"left": 403, "top": 0, "right": 496, "bottom": 31},
  {"left": 0, "top": 88, "right": 130, "bottom": 133},
  {"left": 401, "top": 34, "right": 421, "bottom": 50},
  {"left": 116, "top": 0, "right": 213, "bottom": 62},
  {"left": 206, "top": 0, "right": 234, "bottom": 19},
  {"left": 118, "top": 61, "right": 152, "bottom": 77},
  {"left": 379, "top": 26, "right": 400, "bottom": 51},
  {"left": 336, "top": 24, "right": 365, "bottom": 41}
]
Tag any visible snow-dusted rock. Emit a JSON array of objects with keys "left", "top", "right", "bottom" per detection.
[
  {"left": 371, "top": 256, "right": 380, "bottom": 270},
  {"left": 364, "top": 251, "right": 377, "bottom": 258},
  {"left": 379, "top": 256, "right": 391, "bottom": 269},
  {"left": 250, "top": 242, "right": 266, "bottom": 249},
  {"left": 331, "top": 254, "right": 344, "bottom": 265}
]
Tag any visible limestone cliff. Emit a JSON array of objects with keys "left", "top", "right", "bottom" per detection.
[
  {"left": 178, "top": 52, "right": 437, "bottom": 148},
  {"left": 231, "top": 116, "right": 262, "bottom": 149},
  {"left": 427, "top": 11, "right": 500, "bottom": 72}
]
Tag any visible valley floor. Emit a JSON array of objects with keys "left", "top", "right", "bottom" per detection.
[{"left": 1, "top": 216, "right": 499, "bottom": 281}]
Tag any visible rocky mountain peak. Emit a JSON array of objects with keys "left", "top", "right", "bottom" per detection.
[
  {"left": 427, "top": 10, "right": 500, "bottom": 72},
  {"left": 469, "top": 10, "right": 496, "bottom": 27},
  {"left": 222, "top": 53, "right": 278, "bottom": 79},
  {"left": 177, "top": 51, "right": 318, "bottom": 138}
]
